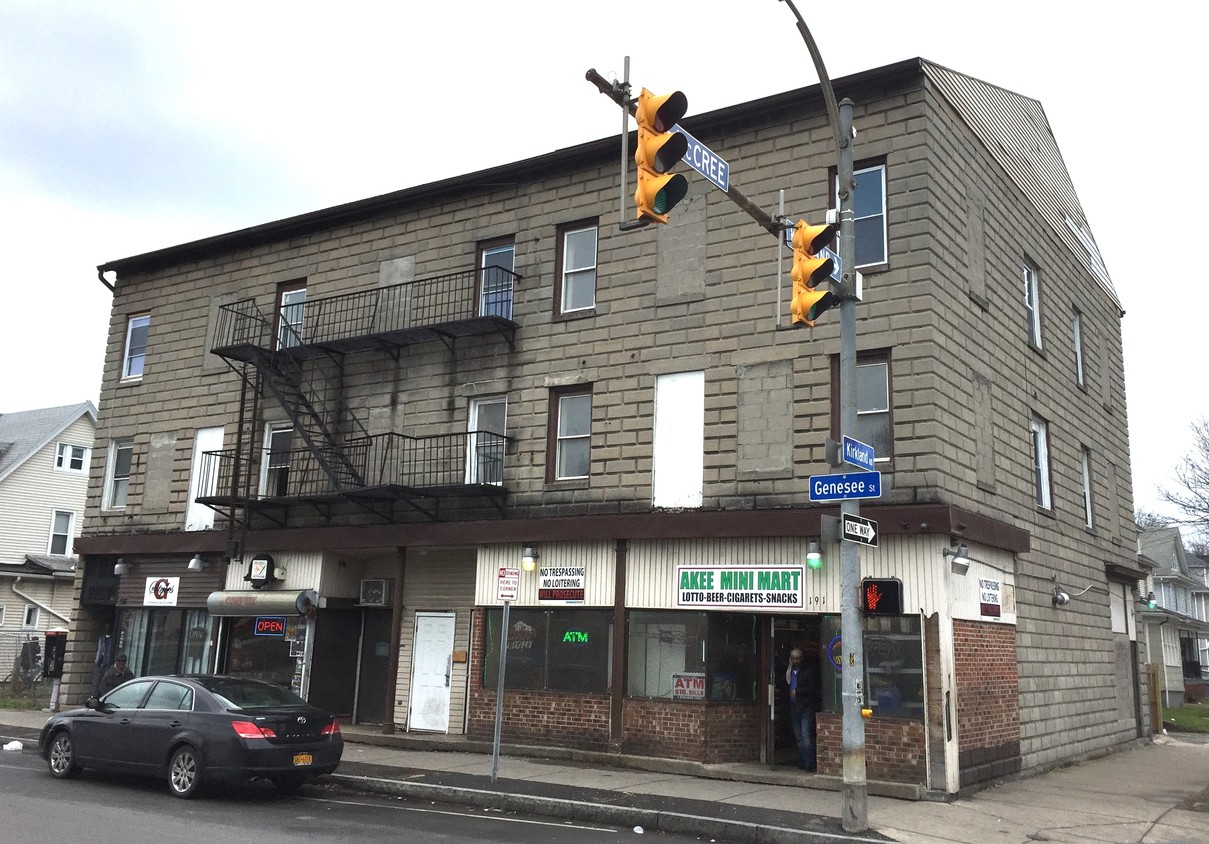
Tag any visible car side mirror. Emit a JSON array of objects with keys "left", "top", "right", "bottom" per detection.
[{"left": 85, "top": 696, "right": 101, "bottom": 710}]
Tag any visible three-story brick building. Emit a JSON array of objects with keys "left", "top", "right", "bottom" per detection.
[{"left": 68, "top": 58, "right": 1145, "bottom": 795}]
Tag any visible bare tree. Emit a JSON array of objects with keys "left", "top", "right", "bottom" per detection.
[
  {"left": 1159, "top": 418, "right": 1209, "bottom": 539},
  {"left": 1135, "top": 509, "right": 1171, "bottom": 530}
]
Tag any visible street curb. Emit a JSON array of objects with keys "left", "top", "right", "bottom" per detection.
[{"left": 328, "top": 772, "right": 892, "bottom": 844}]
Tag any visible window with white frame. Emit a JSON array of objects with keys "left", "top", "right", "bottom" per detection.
[
  {"left": 558, "top": 223, "right": 598, "bottom": 314},
  {"left": 1080, "top": 447, "right": 1094, "bottom": 529},
  {"left": 275, "top": 282, "right": 307, "bottom": 350},
  {"left": 1030, "top": 415, "right": 1052, "bottom": 510},
  {"left": 122, "top": 314, "right": 150, "bottom": 378},
  {"left": 479, "top": 240, "right": 515, "bottom": 320},
  {"left": 48, "top": 509, "right": 75, "bottom": 556},
  {"left": 1071, "top": 310, "right": 1085, "bottom": 387},
  {"left": 1023, "top": 260, "right": 1042, "bottom": 348},
  {"left": 855, "top": 360, "right": 892, "bottom": 461},
  {"left": 261, "top": 425, "right": 293, "bottom": 497},
  {"left": 549, "top": 387, "right": 591, "bottom": 482},
  {"left": 23, "top": 605, "right": 39, "bottom": 628},
  {"left": 466, "top": 397, "right": 507, "bottom": 485},
  {"left": 185, "top": 426, "right": 225, "bottom": 530},
  {"left": 103, "top": 438, "right": 134, "bottom": 510},
  {"left": 0, "top": 605, "right": 6, "bottom": 625},
  {"left": 848, "top": 164, "right": 887, "bottom": 267},
  {"left": 54, "top": 442, "right": 90, "bottom": 473}
]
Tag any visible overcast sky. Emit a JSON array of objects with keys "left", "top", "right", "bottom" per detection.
[{"left": 0, "top": 0, "right": 1203, "bottom": 520}]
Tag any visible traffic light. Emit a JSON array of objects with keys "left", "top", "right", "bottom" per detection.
[
  {"left": 790, "top": 220, "right": 838, "bottom": 327},
  {"left": 860, "top": 578, "right": 904, "bottom": 615},
  {"left": 634, "top": 88, "right": 689, "bottom": 223}
]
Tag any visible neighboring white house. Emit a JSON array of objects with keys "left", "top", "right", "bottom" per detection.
[
  {"left": 1138, "top": 527, "right": 1209, "bottom": 706},
  {"left": 0, "top": 402, "right": 96, "bottom": 678}
]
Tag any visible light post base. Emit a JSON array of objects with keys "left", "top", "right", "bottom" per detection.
[{"left": 841, "top": 782, "right": 869, "bottom": 832}]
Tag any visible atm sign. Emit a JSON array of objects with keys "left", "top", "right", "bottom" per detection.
[{"left": 254, "top": 616, "right": 287, "bottom": 636}]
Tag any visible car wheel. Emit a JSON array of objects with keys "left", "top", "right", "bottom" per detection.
[
  {"left": 47, "top": 730, "right": 81, "bottom": 779},
  {"left": 168, "top": 745, "right": 202, "bottom": 799},
  {"left": 272, "top": 775, "right": 306, "bottom": 795}
]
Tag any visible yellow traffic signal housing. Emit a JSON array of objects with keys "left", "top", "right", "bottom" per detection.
[
  {"left": 634, "top": 88, "right": 689, "bottom": 223},
  {"left": 790, "top": 220, "right": 838, "bottom": 326}
]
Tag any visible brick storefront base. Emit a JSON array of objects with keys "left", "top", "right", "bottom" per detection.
[{"left": 816, "top": 713, "right": 927, "bottom": 784}]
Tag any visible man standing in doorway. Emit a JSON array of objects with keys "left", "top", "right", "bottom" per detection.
[{"left": 786, "top": 647, "right": 819, "bottom": 771}]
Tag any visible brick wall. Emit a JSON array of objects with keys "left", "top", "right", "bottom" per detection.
[
  {"left": 622, "top": 698, "right": 761, "bottom": 763},
  {"left": 816, "top": 713, "right": 926, "bottom": 784},
  {"left": 953, "top": 619, "right": 1021, "bottom": 785}
]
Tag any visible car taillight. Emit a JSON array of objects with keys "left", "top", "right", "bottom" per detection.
[
  {"left": 231, "top": 720, "right": 277, "bottom": 739},
  {"left": 321, "top": 719, "right": 341, "bottom": 737}
]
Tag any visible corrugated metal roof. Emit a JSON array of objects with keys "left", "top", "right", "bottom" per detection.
[
  {"left": 0, "top": 401, "right": 97, "bottom": 483},
  {"left": 922, "top": 60, "right": 1118, "bottom": 309}
]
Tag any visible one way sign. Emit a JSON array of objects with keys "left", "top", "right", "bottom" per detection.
[{"left": 842, "top": 513, "right": 879, "bottom": 547}]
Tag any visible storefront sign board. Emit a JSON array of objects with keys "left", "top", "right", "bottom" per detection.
[
  {"left": 672, "top": 672, "right": 706, "bottom": 700},
  {"left": 144, "top": 576, "right": 180, "bottom": 607},
  {"left": 675, "top": 565, "right": 805, "bottom": 610}
]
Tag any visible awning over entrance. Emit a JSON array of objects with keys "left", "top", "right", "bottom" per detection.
[{"left": 206, "top": 589, "right": 318, "bottom": 617}]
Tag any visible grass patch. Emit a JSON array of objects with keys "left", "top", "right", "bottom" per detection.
[
  {"left": 0, "top": 683, "right": 50, "bottom": 711},
  {"left": 1163, "top": 702, "right": 1209, "bottom": 733}
]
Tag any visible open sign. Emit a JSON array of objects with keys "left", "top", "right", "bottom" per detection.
[{"left": 254, "top": 616, "right": 287, "bottom": 636}]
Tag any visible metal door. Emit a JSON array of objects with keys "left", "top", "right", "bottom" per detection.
[{"left": 408, "top": 612, "right": 456, "bottom": 733}]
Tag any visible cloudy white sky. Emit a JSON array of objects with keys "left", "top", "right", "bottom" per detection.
[{"left": 0, "top": 1, "right": 1203, "bottom": 519}]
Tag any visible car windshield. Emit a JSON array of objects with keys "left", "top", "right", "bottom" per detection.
[{"left": 194, "top": 677, "right": 308, "bottom": 710}]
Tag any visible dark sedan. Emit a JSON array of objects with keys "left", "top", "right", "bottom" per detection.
[{"left": 39, "top": 675, "right": 343, "bottom": 798}]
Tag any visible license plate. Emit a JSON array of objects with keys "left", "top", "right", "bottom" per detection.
[{"left": 293, "top": 753, "right": 312, "bottom": 766}]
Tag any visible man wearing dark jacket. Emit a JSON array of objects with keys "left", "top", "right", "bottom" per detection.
[
  {"left": 97, "top": 653, "right": 134, "bottom": 697},
  {"left": 786, "top": 647, "right": 820, "bottom": 771}
]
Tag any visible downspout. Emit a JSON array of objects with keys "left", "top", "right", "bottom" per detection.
[
  {"left": 97, "top": 269, "right": 115, "bottom": 292},
  {"left": 13, "top": 576, "right": 71, "bottom": 624}
]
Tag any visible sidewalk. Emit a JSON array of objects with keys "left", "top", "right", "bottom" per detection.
[{"left": 4, "top": 707, "right": 1208, "bottom": 843}]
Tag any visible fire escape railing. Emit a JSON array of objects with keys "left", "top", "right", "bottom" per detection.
[{"left": 198, "top": 431, "right": 508, "bottom": 503}]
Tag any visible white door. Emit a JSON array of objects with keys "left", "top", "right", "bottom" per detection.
[
  {"left": 185, "top": 426, "right": 224, "bottom": 530},
  {"left": 408, "top": 612, "right": 456, "bottom": 732}
]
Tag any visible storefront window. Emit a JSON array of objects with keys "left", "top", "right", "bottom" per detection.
[
  {"left": 145, "top": 610, "right": 185, "bottom": 676},
  {"left": 118, "top": 608, "right": 217, "bottom": 677},
  {"left": 224, "top": 616, "right": 299, "bottom": 687},
  {"left": 818, "top": 614, "right": 923, "bottom": 717},
  {"left": 482, "top": 608, "right": 611, "bottom": 694},
  {"left": 627, "top": 611, "right": 757, "bottom": 702},
  {"left": 179, "top": 610, "right": 218, "bottom": 674}
]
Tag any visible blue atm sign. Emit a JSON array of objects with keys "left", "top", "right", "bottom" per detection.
[{"left": 808, "top": 472, "right": 882, "bottom": 502}]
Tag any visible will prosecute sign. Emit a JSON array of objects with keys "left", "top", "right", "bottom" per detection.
[
  {"left": 675, "top": 565, "right": 805, "bottom": 610},
  {"left": 538, "top": 565, "right": 586, "bottom": 604}
]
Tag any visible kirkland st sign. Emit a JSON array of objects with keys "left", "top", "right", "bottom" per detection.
[{"left": 676, "top": 565, "right": 804, "bottom": 610}]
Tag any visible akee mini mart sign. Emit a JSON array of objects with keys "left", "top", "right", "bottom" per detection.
[{"left": 675, "top": 565, "right": 805, "bottom": 610}]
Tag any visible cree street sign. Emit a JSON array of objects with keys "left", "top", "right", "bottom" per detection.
[
  {"left": 841, "top": 513, "right": 879, "bottom": 547},
  {"left": 841, "top": 435, "right": 876, "bottom": 472},
  {"left": 671, "top": 125, "right": 730, "bottom": 192},
  {"left": 808, "top": 471, "right": 882, "bottom": 502}
]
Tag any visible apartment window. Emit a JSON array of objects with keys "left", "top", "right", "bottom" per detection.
[
  {"left": 557, "top": 222, "right": 598, "bottom": 315},
  {"left": 103, "top": 438, "right": 134, "bottom": 510},
  {"left": 261, "top": 425, "right": 293, "bottom": 497},
  {"left": 23, "top": 605, "right": 40, "bottom": 629},
  {"left": 122, "top": 314, "right": 150, "bottom": 379},
  {"left": 1030, "top": 415, "right": 1052, "bottom": 510},
  {"left": 0, "top": 605, "right": 5, "bottom": 625},
  {"left": 275, "top": 281, "right": 306, "bottom": 349},
  {"left": 549, "top": 387, "right": 592, "bottom": 482},
  {"left": 467, "top": 397, "right": 507, "bottom": 485},
  {"left": 54, "top": 443, "right": 90, "bottom": 473},
  {"left": 479, "top": 239, "right": 515, "bottom": 320},
  {"left": 48, "top": 510, "right": 74, "bottom": 556},
  {"left": 1023, "top": 260, "right": 1042, "bottom": 348},
  {"left": 1071, "top": 311, "right": 1086, "bottom": 387},
  {"left": 185, "top": 426, "right": 225, "bottom": 531},
  {"left": 1080, "top": 446, "right": 1095, "bottom": 529},
  {"left": 834, "top": 163, "right": 889, "bottom": 268},
  {"left": 832, "top": 354, "right": 892, "bottom": 461}
]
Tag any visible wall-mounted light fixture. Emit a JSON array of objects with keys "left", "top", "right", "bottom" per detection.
[
  {"left": 942, "top": 543, "right": 971, "bottom": 576},
  {"left": 1146, "top": 590, "right": 1157, "bottom": 610},
  {"left": 521, "top": 544, "right": 539, "bottom": 572},
  {"left": 1050, "top": 575, "right": 1093, "bottom": 608},
  {"left": 187, "top": 554, "right": 205, "bottom": 573},
  {"left": 806, "top": 541, "right": 823, "bottom": 570},
  {"left": 113, "top": 558, "right": 129, "bottom": 576}
]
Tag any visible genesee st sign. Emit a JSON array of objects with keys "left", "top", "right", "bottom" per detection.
[{"left": 808, "top": 471, "right": 882, "bottom": 502}]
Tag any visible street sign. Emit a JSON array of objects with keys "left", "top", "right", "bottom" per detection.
[
  {"left": 496, "top": 567, "right": 520, "bottom": 602},
  {"left": 671, "top": 125, "right": 729, "bottom": 192},
  {"left": 841, "top": 513, "right": 879, "bottom": 547},
  {"left": 841, "top": 435, "right": 876, "bottom": 472},
  {"left": 808, "top": 471, "right": 882, "bottom": 502},
  {"left": 820, "top": 245, "right": 841, "bottom": 283}
]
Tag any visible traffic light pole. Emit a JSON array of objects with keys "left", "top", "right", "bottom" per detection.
[{"left": 778, "top": 0, "right": 868, "bottom": 831}]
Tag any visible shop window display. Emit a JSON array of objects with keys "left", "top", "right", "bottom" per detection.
[
  {"left": 482, "top": 608, "right": 611, "bottom": 694},
  {"left": 627, "top": 611, "right": 758, "bottom": 702}
]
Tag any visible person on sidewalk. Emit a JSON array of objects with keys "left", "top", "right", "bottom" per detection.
[
  {"left": 96, "top": 653, "right": 134, "bottom": 697},
  {"left": 786, "top": 647, "right": 819, "bottom": 771},
  {"left": 93, "top": 623, "right": 114, "bottom": 696}
]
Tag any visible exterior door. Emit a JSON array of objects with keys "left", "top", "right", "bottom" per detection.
[
  {"left": 408, "top": 612, "right": 456, "bottom": 733},
  {"left": 355, "top": 609, "right": 392, "bottom": 724}
]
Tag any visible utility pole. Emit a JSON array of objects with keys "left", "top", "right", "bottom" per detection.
[{"left": 778, "top": 0, "right": 868, "bottom": 831}]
